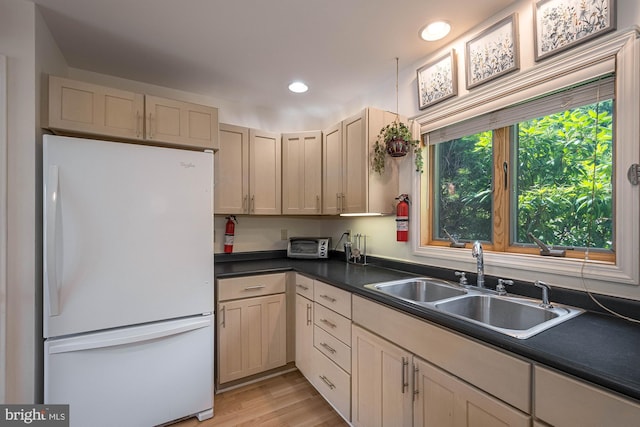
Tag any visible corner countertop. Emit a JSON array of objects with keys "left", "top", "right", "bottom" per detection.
[{"left": 215, "top": 257, "right": 640, "bottom": 402}]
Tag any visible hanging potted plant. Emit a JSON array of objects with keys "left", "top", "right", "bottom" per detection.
[
  {"left": 372, "top": 120, "right": 423, "bottom": 174},
  {"left": 372, "top": 58, "right": 423, "bottom": 175}
]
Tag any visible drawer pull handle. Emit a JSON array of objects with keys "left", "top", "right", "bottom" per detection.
[
  {"left": 320, "top": 318, "right": 337, "bottom": 329},
  {"left": 319, "top": 294, "right": 337, "bottom": 303},
  {"left": 320, "top": 342, "right": 336, "bottom": 354},
  {"left": 244, "top": 285, "right": 266, "bottom": 291},
  {"left": 306, "top": 304, "right": 312, "bottom": 325},
  {"left": 413, "top": 365, "right": 420, "bottom": 401},
  {"left": 221, "top": 305, "right": 226, "bottom": 328},
  {"left": 296, "top": 284, "right": 309, "bottom": 291},
  {"left": 319, "top": 375, "right": 336, "bottom": 390},
  {"left": 147, "top": 113, "right": 154, "bottom": 139},
  {"left": 402, "top": 357, "right": 409, "bottom": 393},
  {"left": 135, "top": 111, "right": 141, "bottom": 138}
]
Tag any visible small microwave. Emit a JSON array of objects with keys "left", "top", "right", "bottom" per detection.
[{"left": 287, "top": 237, "right": 331, "bottom": 259}]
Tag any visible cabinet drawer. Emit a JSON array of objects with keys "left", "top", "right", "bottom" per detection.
[
  {"left": 218, "top": 273, "right": 286, "bottom": 301},
  {"left": 314, "top": 281, "right": 351, "bottom": 318},
  {"left": 311, "top": 348, "right": 351, "bottom": 421},
  {"left": 294, "top": 274, "right": 314, "bottom": 299},
  {"left": 535, "top": 366, "right": 640, "bottom": 426},
  {"left": 314, "top": 326, "right": 351, "bottom": 373},
  {"left": 314, "top": 303, "right": 351, "bottom": 346}
]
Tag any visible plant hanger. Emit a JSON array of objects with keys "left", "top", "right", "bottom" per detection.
[{"left": 372, "top": 57, "right": 422, "bottom": 174}]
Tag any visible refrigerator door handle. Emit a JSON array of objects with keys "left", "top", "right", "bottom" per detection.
[
  {"left": 47, "top": 316, "right": 212, "bottom": 354},
  {"left": 45, "top": 165, "right": 61, "bottom": 316}
]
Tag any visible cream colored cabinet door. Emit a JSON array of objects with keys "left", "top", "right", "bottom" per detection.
[
  {"left": 218, "top": 293, "right": 287, "bottom": 384},
  {"left": 322, "top": 122, "right": 343, "bottom": 214},
  {"left": 295, "top": 294, "right": 314, "bottom": 380},
  {"left": 322, "top": 112, "right": 366, "bottom": 214},
  {"left": 249, "top": 129, "right": 282, "bottom": 214},
  {"left": 215, "top": 124, "right": 249, "bottom": 214},
  {"left": 321, "top": 108, "right": 399, "bottom": 215},
  {"left": 342, "top": 110, "right": 367, "bottom": 213},
  {"left": 534, "top": 366, "right": 640, "bottom": 427},
  {"left": 48, "top": 76, "right": 144, "bottom": 140},
  {"left": 413, "top": 357, "right": 530, "bottom": 427},
  {"left": 145, "top": 95, "right": 219, "bottom": 150},
  {"left": 352, "top": 325, "right": 413, "bottom": 427},
  {"left": 282, "top": 131, "right": 322, "bottom": 215}
]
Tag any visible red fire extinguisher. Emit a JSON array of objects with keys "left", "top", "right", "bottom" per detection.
[
  {"left": 396, "top": 194, "right": 409, "bottom": 242},
  {"left": 224, "top": 215, "right": 237, "bottom": 253}
]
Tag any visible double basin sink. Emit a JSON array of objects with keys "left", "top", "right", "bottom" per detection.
[{"left": 364, "top": 277, "right": 583, "bottom": 339}]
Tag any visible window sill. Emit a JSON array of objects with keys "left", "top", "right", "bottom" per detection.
[{"left": 412, "top": 244, "right": 639, "bottom": 299}]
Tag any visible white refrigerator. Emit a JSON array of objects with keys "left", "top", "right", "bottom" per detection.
[{"left": 43, "top": 135, "right": 214, "bottom": 426}]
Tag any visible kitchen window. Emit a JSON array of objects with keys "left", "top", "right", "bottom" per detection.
[
  {"left": 414, "top": 30, "right": 639, "bottom": 293},
  {"left": 427, "top": 77, "right": 615, "bottom": 262}
]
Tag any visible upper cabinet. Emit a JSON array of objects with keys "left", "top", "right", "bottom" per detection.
[
  {"left": 46, "top": 76, "right": 219, "bottom": 151},
  {"left": 215, "top": 124, "right": 249, "bottom": 214},
  {"left": 47, "top": 76, "right": 144, "bottom": 141},
  {"left": 282, "top": 131, "right": 322, "bottom": 215},
  {"left": 214, "top": 123, "right": 281, "bottom": 215},
  {"left": 144, "top": 95, "right": 218, "bottom": 150},
  {"left": 249, "top": 128, "right": 282, "bottom": 215},
  {"left": 323, "top": 107, "right": 403, "bottom": 215},
  {"left": 322, "top": 121, "right": 343, "bottom": 214}
]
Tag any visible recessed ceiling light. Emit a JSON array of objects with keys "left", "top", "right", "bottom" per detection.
[
  {"left": 419, "top": 21, "right": 451, "bottom": 41},
  {"left": 288, "top": 81, "right": 308, "bottom": 93}
]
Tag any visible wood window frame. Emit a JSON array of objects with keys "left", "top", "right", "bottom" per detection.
[{"left": 424, "top": 123, "right": 615, "bottom": 263}]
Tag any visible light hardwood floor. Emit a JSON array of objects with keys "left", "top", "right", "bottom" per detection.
[{"left": 169, "top": 370, "right": 348, "bottom": 427}]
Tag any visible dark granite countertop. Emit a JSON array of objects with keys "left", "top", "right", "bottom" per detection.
[{"left": 215, "top": 255, "right": 640, "bottom": 402}]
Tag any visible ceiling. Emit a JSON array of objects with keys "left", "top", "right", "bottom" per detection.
[{"left": 33, "top": 0, "right": 517, "bottom": 118}]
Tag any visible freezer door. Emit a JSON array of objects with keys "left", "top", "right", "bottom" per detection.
[
  {"left": 43, "top": 135, "right": 214, "bottom": 338},
  {"left": 44, "top": 316, "right": 214, "bottom": 427}
]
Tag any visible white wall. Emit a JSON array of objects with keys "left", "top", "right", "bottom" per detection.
[
  {"left": 360, "top": 0, "right": 640, "bottom": 123},
  {"left": 0, "top": 0, "right": 69, "bottom": 404},
  {"left": 213, "top": 215, "right": 325, "bottom": 253},
  {"left": 0, "top": 0, "right": 37, "bottom": 404}
]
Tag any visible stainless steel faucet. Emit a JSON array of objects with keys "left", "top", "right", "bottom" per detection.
[
  {"left": 534, "top": 281, "right": 553, "bottom": 308},
  {"left": 472, "top": 241, "right": 484, "bottom": 288}
]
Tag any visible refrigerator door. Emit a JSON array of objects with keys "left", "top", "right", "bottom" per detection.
[
  {"left": 43, "top": 135, "right": 213, "bottom": 338},
  {"left": 45, "top": 315, "right": 214, "bottom": 427}
]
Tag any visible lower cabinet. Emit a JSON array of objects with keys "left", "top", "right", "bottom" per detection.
[
  {"left": 311, "top": 347, "right": 351, "bottom": 419},
  {"left": 352, "top": 325, "right": 412, "bottom": 427},
  {"left": 352, "top": 295, "right": 533, "bottom": 427},
  {"left": 295, "top": 293, "right": 313, "bottom": 379},
  {"left": 217, "top": 292, "right": 286, "bottom": 384},
  {"left": 294, "top": 277, "right": 352, "bottom": 422},
  {"left": 413, "top": 357, "right": 530, "bottom": 427},
  {"left": 534, "top": 365, "right": 640, "bottom": 426},
  {"left": 352, "top": 324, "right": 530, "bottom": 427}
]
